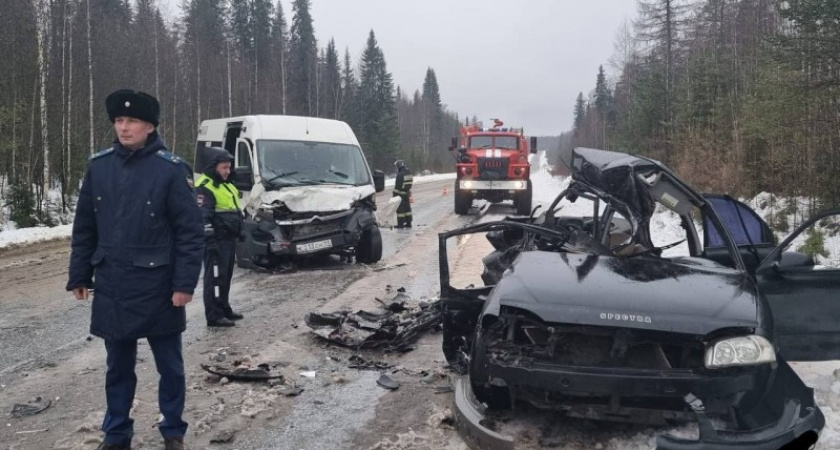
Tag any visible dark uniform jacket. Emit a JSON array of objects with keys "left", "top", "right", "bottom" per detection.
[
  {"left": 394, "top": 166, "right": 413, "bottom": 195},
  {"left": 67, "top": 134, "right": 205, "bottom": 340}
]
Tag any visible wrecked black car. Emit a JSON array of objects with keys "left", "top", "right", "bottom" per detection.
[{"left": 440, "top": 147, "right": 840, "bottom": 449}]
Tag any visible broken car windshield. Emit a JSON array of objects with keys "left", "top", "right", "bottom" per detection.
[{"left": 257, "top": 140, "right": 371, "bottom": 187}]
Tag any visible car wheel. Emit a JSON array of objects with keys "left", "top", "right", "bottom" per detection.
[
  {"left": 455, "top": 183, "right": 471, "bottom": 215},
  {"left": 356, "top": 226, "right": 383, "bottom": 263},
  {"left": 515, "top": 180, "right": 533, "bottom": 216}
]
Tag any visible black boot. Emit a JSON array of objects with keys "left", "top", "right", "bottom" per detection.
[
  {"left": 207, "top": 317, "right": 235, "bottom": 327},
  {"left": 225, "top": 311, "right": 244, "bottom": 321}
]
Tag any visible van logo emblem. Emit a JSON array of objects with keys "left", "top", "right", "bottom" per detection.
[{"left": 599, "top": 312, "right": 652, "bottom": 324}]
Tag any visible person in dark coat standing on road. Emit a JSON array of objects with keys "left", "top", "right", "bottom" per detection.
[
  {"left": 195, "top": 147, "right": 245, "bottom": 327},
  {"left": 66, "top": 89, "right": 204, "bottom": 450},
  {"left": 393, "top": 160, "right": 413, "bottom": 228}
]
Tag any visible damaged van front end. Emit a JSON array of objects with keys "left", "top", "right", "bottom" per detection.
[{"left": 237, "top": 183, "right": 383, "bottom": 268}]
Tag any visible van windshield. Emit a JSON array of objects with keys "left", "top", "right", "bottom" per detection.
[{"left": 257, "top": 140, "right": 371, "bottom": 188}]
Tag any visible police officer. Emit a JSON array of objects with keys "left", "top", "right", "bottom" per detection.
[
  {"left": 67, "top": 89, "right": 204, "bottom": 450},
  {"left": 195, "top": 147, "right": 245, "bottom": 327},
  {"left": 393, "top": 160, "right": 414, "bottom": 228}
]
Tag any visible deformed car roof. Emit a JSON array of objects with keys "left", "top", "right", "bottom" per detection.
[{"left": 570, "top": 147, "right": 706, "bottom": 225}]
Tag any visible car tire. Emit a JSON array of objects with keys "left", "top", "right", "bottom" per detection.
[
  {"left": 455, "top": 183, "right": 471, "bottom": 215},
  {"left": 515, "top": 180, "right": 533, "bottom": 216},
  {"left": 356, "top": 225, "right": 383, "bottom": 264}
]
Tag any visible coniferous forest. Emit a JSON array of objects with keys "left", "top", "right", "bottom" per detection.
[
  {"left": 0, "top": 0, "right": 461, "bottom": 226},
  {"left": 565, "top": 0, "right": 840, "bottom": 211}
]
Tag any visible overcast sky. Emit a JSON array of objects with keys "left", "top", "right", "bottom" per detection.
[{"left": 160, "top": 0, "right": 640, "bottom": 136}]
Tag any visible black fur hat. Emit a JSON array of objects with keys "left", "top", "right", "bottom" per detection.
[{"left": 105, "top": 89, "right": 160, "bottom": 126}]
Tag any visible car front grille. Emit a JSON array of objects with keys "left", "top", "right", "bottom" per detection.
[{"left": 487, "top": 312, "right": 706, "bottom": 370}]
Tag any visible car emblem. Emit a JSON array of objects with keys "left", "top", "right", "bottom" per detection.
[{"left": 599, "top": 312, "right": 652, "bottom": 324}]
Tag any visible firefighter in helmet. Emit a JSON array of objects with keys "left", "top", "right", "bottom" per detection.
[{"left": 393, "top": 160, "right": 413, "bottom": 228}]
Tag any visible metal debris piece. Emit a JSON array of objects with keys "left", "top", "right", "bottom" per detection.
[
  {"left": 299, "top": 371, "right": 317, "bottom": 378},
  {"left": 277, "top": 387, "right": 304, "bottom": 397},
  {"left": 376, "top": 373, "right": 400, "bottom": 390},
  {"left": 11, "top": 399, "right": 51, "bottom": 418},
  {"left": 200, "top": 364, "right": 284, "bottom": 382},
  {"left": 305, "top": 293, "right": 441, "bottom": 353},
  {"left": 347, "top": 355, "right": 393, "bottom": 371},
  {"left": 434, "top": 386, "right": 454, "bottom": 394}
]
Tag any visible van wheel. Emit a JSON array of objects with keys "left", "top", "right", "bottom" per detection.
[
  {"left": 356, "top": 226, "right": 383, "bottom": 264},
  {"left": 515, "top": 181, "right": 533, "bottom": 216},
  {"left": 455, "top": 184, "right": 472, "bottom": 215}
]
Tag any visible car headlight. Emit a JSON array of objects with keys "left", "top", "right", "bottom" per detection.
[{"left": 705, "top": 335, "right": 775, "bottom": 369}]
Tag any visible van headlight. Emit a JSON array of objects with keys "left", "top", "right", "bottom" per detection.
[{"left": 705, "top": 336, "right": 775, "bottom": 369}]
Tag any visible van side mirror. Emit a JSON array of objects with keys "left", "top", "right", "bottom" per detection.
[
  {"left": 373, "top": 170, "right": 385, "bottom": 193},
  {"left": 232, "top": 167, "right": 254, "bottom": 191},
  {"left": 530, "top": 137, "right": 538, "bottom": 154}
]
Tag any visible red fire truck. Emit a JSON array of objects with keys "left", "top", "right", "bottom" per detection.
[{"left": 450, "top": 119, "right": 537, "bottom": 215}]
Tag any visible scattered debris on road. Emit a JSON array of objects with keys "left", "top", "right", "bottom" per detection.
[
  {"left": 200, "top": 363, "right": 284, "bottom": 382},
  {"left": 347, "top": 354, "right": 393, "bottom": 371},
  {"left": 376, "top": 373, "right": 400, "bottom": 390},
  {"left": 10, "top": 397, "right": 51, "bottom": 418},
  {"left": 304, "top": 289, "right": 441, "bottom": 353},
  {"left": 277, "top": 387, "right": 304, "bottom": 397}
]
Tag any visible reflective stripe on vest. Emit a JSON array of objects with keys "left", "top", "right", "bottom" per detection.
[{"left": 196, "top": 174, "right": 241, "bottom": 211}]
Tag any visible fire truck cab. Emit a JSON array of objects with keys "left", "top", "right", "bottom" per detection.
[{"left": 449, "top": 120, "right": 537, "bottom": 215}]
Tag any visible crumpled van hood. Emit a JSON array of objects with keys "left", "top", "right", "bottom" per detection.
[{"left": 246, "top": 183, "right": 375, "bottom": 213}]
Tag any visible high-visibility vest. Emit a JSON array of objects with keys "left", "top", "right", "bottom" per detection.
[{"left": 196, "top": 174, "right": 241, "bottom": 212}]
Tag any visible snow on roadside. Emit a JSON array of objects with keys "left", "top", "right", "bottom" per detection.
[{"left": 0, "top": 173, "right": 457, "bottom": 251}]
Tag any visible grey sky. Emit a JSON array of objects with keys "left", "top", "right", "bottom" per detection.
[{"left": 160, "top": 0, "right": 639, "bottom": 136}]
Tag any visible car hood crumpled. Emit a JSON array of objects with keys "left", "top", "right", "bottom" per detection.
[
  {"left": 490, "top": 251, "right": 759, "bottom": 336},
  {"left": 246, "top": 183, "right": 376, "bottom": 213}
]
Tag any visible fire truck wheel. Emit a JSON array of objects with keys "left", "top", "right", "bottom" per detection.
[
  {"left": 356, "top": 225, "right": 383, "bottom": 263},
  {"left": 455, "top": 185, "right": 472, "bottom": 215},
  {"left": 515, "top": 180, "right": 533, "bottom": 216}
]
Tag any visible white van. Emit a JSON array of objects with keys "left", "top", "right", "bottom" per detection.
[{"left": 194, "top": 115, "right": 386, "bottom": 268}]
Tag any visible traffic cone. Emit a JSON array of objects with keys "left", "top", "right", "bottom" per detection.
[{"left": 442, "top": 186, "right": 448, "bottom": 196}]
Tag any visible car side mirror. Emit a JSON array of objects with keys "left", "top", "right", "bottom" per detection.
[
  {"left": 373, "top": 170, "right": 385, "bottom": 193},
  {"left": 530, "top": 137, "right": 538, "bottom": 154},
  {"left": 233, "top": 167, "right": 254, "bottom": 191}
]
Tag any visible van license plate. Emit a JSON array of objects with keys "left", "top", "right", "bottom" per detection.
[{"left": 297, "top": 239, "right": 333, "bottom": 254}]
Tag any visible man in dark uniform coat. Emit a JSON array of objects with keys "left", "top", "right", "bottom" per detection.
[
  {"left": 393, "top": 160, "right": 414, "bottom": 228},
  {"left": 195, "top": 147, "right": 245, "bottom": 327},
  {"left": 66, "top": 89, "right": 204, "bottom": 450}
]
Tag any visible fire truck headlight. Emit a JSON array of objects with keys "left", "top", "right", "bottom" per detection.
[
  {"left": 514, "top": 181, "right": 525, "bottom": 189},
  {"left": 464, "top": 181, "right": 474, "bottom": 189}
]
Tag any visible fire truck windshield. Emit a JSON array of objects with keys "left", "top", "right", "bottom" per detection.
[{"left": 468, "top": 135, "right": 519, "bottom": 150}]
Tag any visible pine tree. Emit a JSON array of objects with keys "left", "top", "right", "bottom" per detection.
[
  {"left": 320, "top": 38, "right": 341, "bottom": 119},
  {"left": 269, "top": 0, "right": 288, "bottom": 114},
  {"left": 339, "top": 47, "right": 358, "bottom": 130},
  {"left": 288, "top": 0, "right": 317, "bottom": 116},
  {"left": 358, "top": 30, "right": 399, "bottom": 169}
]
